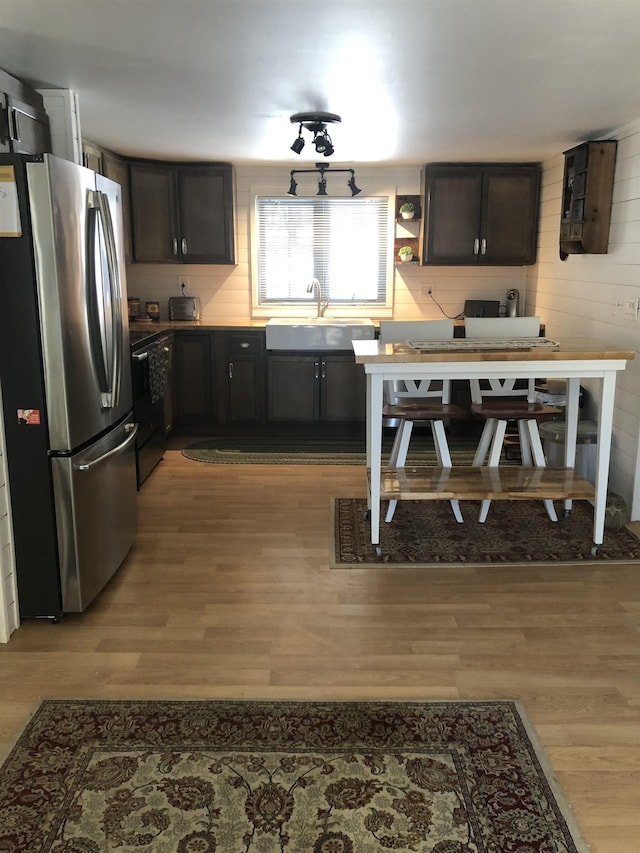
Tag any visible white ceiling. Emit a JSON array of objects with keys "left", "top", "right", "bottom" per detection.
[{"left": 1, "top": 0, "right": 639, "bottom": 166}]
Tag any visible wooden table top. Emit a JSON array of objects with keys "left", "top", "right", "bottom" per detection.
[{"left": 352, "top": 336, "right": 636, "bottom": 364}]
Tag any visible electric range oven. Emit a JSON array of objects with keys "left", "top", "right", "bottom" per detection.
[{"left": 130, "top": 331, "right": 167, "bottom": 487}]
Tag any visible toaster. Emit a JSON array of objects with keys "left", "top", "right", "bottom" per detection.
[{"left": 169, "top": 296, "right": 201, "bottom": 321}]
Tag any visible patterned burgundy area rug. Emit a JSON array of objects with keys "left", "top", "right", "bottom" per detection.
[
  {"left": 0, "top": 699, "right": 588, "bottom": 852},
  {"left": 332, "top": 498, "right": 640, "bottom": 567}
]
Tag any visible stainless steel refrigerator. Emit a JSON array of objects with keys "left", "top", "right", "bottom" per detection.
[{"left": 0, "top": 153, "right": 138, "bottom": 619}]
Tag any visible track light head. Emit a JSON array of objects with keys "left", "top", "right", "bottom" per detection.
[
  {"left": 290, "top": 125, "right": 305, "bottom": 155},
  {"left": 321, "top": 136, "right": 334, "bottom": 157},
  {"left": 317, "top": 178, "right": 328, "bottom": 196},
  {"left": 314, "top": 130, "right": 333, "bottom": 155},
  {"left": 287, "top": 175, "right": 298, "bottom": 196},
  {"left": 348, "top": 175, "right": 361, "bottom": 196}
]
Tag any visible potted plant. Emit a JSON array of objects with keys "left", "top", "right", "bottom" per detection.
[
  {"left": 399, "top": 202, "right": 415, "bottom": 220},
  {"left": 398, "top": 245, "right": 414, "bottom": 262}
]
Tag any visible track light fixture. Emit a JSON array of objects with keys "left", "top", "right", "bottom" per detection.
[
  {"left": 289, "top": 111, "right": 341, "bottom": 157},
  {"left": 285, "top": 163, "right": 362, "bottom": 198}
]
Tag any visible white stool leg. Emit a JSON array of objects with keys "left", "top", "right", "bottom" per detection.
[
  {"left": 473, "top": 419, "right": 495, "bottom": 466},
  {"left": 526, "top": 419, "right": 558, "bottom": 522},
  {"left": 479, "top": 419, "right": 508, "bottom": 523},
  {"left": 385, "top": 420, "right": 414, "bottom": 523},
  {"left": 518, "top": 420, "right": 533, "bottom": 465},
  {"left": 431, "top": 420, "right": 463, "bottom": 523}
]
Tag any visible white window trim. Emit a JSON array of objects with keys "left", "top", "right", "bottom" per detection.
[{"left": 250, "top": 185, "right": 395, "bottom": 318}]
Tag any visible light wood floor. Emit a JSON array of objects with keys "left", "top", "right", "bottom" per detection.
[{"left": 1, "top": 450, "right": 639, "bottom": 852}]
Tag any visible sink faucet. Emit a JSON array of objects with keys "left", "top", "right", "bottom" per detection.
[{"left": 307, "top": 277, "right": 329, "bottom": 317}]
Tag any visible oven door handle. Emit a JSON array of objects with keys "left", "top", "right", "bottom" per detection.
[
  {"left": 75, "top": 423, "right": 139, "bottom": 471},
  {"left": 132, "top": 351, "right": 149, "bottom": 361}
]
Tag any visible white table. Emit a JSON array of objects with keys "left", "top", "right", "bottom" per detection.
[{"left": 352, "top": 337, "right": 634, "bottom": 554}]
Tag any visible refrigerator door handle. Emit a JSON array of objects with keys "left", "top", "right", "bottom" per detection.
[
  {"left": 75, "top": 423, "right": 139, "bottom": 471},
  {"left": 87, "top": 189, "right": 124, "bottom": 410}
]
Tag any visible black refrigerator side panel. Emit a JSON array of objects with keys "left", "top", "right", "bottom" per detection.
[{"left": 0, "top": 156, "right": 63, "bottom": 618}]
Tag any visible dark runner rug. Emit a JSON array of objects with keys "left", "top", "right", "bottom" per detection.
[
  {"left": 0, "top": 698, "right": 588, "bottom": 852},
  {"left": 332, "top": 497, "right": 640, "bottom": 567},
  {"left": 183, "top": 433, "right": 488, "bottom": 466}
]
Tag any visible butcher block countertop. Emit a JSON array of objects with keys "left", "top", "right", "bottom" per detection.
[{"left": 352, "top": 337, "right": 636, "bottom": 364}]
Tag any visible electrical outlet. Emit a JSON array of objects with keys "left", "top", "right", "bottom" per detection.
[
  {"left": 623, "top": 297, "right": 639, "bottom": 320},
  {"left": 611, "top": 296, "right": 622, "bottom": 316},
  {"left": 420, "top": 284, "right": 436, "bottom": 299}
]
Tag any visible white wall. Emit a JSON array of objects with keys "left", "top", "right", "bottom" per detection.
[{"left": 526, "top": 119, "right": 640, "bottom": 519}]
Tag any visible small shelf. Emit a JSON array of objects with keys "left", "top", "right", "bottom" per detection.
[
  {"left": 394, "top": 194, "right": 422, "bottom": 264},
  {"left": 395, "top": 194, "right": 421, "bottom": 222},
  {"left": 370, "top": 466, "right": 595, "bottom": 502}
]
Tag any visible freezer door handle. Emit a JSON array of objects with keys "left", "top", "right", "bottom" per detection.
[
  {"left": 76, "top": 423, "right": 138, "bottom": 471},
  {"left": 87, "top": 189, "right": 124, "bottom": 410}
]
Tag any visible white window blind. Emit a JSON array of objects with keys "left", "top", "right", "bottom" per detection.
[{"left": 256, "top": 196, "right": 389, "bottom": 306}]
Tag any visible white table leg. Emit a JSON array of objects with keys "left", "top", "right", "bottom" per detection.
[
  {"left": 564, "top": 377, "right": 580, "bottom": 514},
  {"left": 592, "top": 371, "right": 617, "bottom": 549},
  {"left": 368, "top": 374, "right": 384, "bottom": 547}
]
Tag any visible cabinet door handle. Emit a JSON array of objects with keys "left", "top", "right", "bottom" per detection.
[
  {"left": 240, "top": 341, "right": 250, "bottom": 348},
  {"left": 181, "top": 238, "right": 188, "bottom": 255},
  {"left": 9, "top": 108, "right": 20, "bottom": 142},
  {"left": 321, "top": 361, "right": 327, "bottom": 379},
  {"left": 314, "top": 362, "right": 320, "bottom": 379},
  {"left": 481, "top": 238, "right": 487, "bottom": 255},
  {"left": 473, "top": 238, "right": 479, "bottom": 255},
  {"left": 172, "top": 238, "right": 178, "bottom": 256},
  {"left": 228, "top": 362, "right": 233, "bottom": 379}
]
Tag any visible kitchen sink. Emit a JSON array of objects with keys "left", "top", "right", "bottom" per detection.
[{"left": 266, "top": 317, "right": 376, "bottom": 350}]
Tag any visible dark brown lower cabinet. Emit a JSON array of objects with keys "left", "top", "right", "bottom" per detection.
[
  {"left": 267, "top": 353, "right": 366, "bottom": 422},
  {"left": 214, "top": 331, "right": 266, "bottom": 424},
  {"left": 173, "top": 332, "right": 214, "bottom": 433}
]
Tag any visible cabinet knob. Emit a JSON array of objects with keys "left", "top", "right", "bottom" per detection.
[
  {"left": 473, "top": 238, "right": 479, "bottom": 255},
  {"left": 228, "top": 362, "right": 234, "bottom": 379},
  {"left": 181, "top": 238, "right": 188, "bottom": 255},
  {"left": 172, "top": 238, "right": 178, "bottom": 256},
  {"left": 240, "top": 341, "right": 250, "bottom": 348},
  {"left": 481, "top": 238, "right": 487, "bottom": 255}
]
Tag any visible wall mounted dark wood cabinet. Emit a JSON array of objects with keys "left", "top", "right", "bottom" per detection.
[
  {"left": 101, "top": 151, "right": 133, "bottom": 263},
  {"left": 560, "top": 140, "right": 617, "bottom": 256},
  {"left": 129, "top": 160, "right": 235, "bottom": 264},
  {"left": 422, "top": 164, "right": 540, "bottom": 265},
  {"left": 0, "top": 70, "right": 50, "bottom": 155}
]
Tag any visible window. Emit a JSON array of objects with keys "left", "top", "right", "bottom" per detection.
[{"left": 255, "top": 196, "right": 390, "bottom": 308}]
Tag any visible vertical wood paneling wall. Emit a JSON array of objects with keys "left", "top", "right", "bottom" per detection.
[{"left": 526, "top": 119, "right": 640, "bottom": 519}]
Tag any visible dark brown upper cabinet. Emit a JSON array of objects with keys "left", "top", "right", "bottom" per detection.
[
  {"left": 0, "top": 69, "right": 50, "bottom": 155},
  {"left": 422, "top": 164, "right": 540, "bottom": 265},
  {"left": 129, "top": 160, "right": 235, "bottom": 264},
  {"left": 560, "top": 140, "right": 617, "bottom": 256}
]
